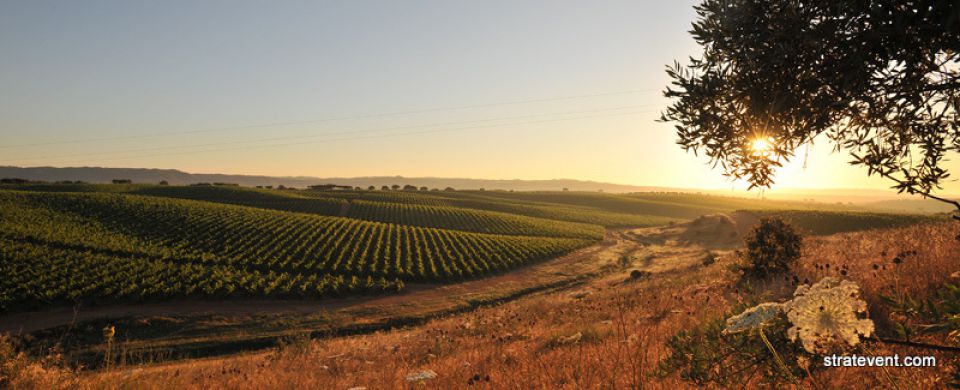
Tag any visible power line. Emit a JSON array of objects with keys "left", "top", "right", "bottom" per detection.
[
  {"left": 26, "top": 109, "right": 656, "bottom": 166},
  {"left": 0, "top": 104, "right": 652, "bottom": 165},
  {"left": 1, "top": 88, "right": 658, "bottom": 149}
]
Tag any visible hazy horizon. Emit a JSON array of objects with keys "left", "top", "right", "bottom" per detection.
[
  {"left": 6, "top": 165, "right": 960, "bottom": 201},
  {"left": 2, "top": 0, "right": 958, "bottom": 193}
]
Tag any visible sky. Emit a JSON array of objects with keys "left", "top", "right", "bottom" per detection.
[{"left": 1, "top": 0, "right": 958, "bottom": 194}]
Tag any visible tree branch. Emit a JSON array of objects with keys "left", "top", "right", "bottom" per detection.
[
  {"left": 871, "top": 336, "right": 960, "bottom": 353},
  {"left": 876, "top": 171, "right": 960, "bottom": 219}
]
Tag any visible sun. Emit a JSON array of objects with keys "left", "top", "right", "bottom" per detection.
[
  {"left": 751, "top": 138, "right": 771, "bottom": 153},
  {"left": 750, "top": 137, "right": 774, "bottom": 157}
]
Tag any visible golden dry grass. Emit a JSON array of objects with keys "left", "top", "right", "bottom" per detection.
[{"left": 4, "top": 221, "right": 959, "bottom": 389}]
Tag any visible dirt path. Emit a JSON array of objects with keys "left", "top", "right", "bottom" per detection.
[{"left": 0, "top": 231, "right": 628, "bottom": 334}]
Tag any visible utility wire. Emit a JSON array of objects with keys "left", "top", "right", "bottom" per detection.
[
  {"left": 27, "top": 109, "right": 655, "bottom": 166},
  {"left": 1, "top": 104, "right": 651, "bottom": 165},
  {"left": 1, "top": 88, "right": 658, "bottom": 149}
]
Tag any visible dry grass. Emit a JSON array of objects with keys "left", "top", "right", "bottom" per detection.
[
  {"left": 795, "top": 223, "right": 960, "bottom": 332},
  {"left": 4, "top": 222, "right": 959, "bottom": 389}
]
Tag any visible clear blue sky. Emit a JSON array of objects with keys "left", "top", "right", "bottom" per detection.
[{"left": 1, "top": 0, "right": 956, "bottom": 192}]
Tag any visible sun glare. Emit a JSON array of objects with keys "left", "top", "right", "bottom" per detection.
[{"left": 751, "top": 138, "right": 771, "bottom": 153}]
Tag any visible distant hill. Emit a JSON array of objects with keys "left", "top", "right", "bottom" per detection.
[
  {"left": 3, "top": 166, "right": 956, "bottom": 214},
  {"left": 0, "top": 166, "right": 669, "bottom": 193}
]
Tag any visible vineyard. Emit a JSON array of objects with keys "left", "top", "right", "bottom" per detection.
[
  {"left": 0, "top": 190, "right": 593, "bottom": 312},
  {"left": 2, "top": 183, "right": 691, "bottom": 228},
  {"left": 344, "top": 199, "right": 603, "bottom": 238},
  {"left": 0, "top": 183, "right": 938, "bottom": 314},
  {"left": 732, "top": 209, "right": 940, "bottom": 235}
]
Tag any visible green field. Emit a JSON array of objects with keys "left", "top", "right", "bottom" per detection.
[{"left": 0, "top": 183, "right": 940, "bottom": 314}]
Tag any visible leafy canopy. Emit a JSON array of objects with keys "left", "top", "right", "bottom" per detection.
[{"left": 661, "top": 0, "right": 959, "bottom": 198}]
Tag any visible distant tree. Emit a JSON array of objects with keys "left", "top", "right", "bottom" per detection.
[
  {"left": 265, "top": 185, "right": 273, "bottom": 189},
  {"left": 158, "top": 180, "right": 169, "bottom": 186},
  {"left": 112, "top": 179, "right": 132, "bottom": 184},
  {"left": 354, "top": 186, "right": 363, "bottom": 191},
  {"left": 479, "top": 188, "right": 485, "bottom": 191},
  {"left": 382, "top": 185, "right": 391, "bottom": 191},
  {"left": 430, "top": 188, "right": 440, "bottom": 192},
  {"left": 0, "top": 178, "right": 30, "bottom": 184},
  {"left": 662, "top": 0, "right": 960, "bottom": 220},
  {"left": 419, "top": 186, "right": 429, "bottom": 191},
  {"left": 563, "top": 187, "right": 569, "bottom": 192},
  {"left": 277, "top": 185, "right": 287, "bottom": 190},
  {"left": 367, "top": 185, "right": 376, "bottom": 191},
  {"left": 444, "top": 187, "right": 456, "bottom": 192},
  {"left": 402, "top": 184, "right": 418, "bottom": 191},
  {"left": 391, "top": 184, "right": 401, "bottom": 190}
]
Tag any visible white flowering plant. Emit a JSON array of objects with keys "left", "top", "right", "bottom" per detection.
[
  {"left": 784, "top": 277, "right": 874, "bottom": 354},
  {"left": 658, "top": 304, "right": 806, "bottom": 387},
  {"left": 661, "top": 277, "right": 878, "bottom": 387}
]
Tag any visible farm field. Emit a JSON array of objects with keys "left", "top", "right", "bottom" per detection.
[
  {"left": 0, "top": 183, "right": 941, "bottom": 315},
  {"left": 0, "top": 182, "right": 947, "bottom": 375},
  {"left": 0, "top": 188, "right": 602, "bottom": 313},
  {"left": 5, "top": 1, "right": 960, "bottom": 388},
  {"left": 5, "top": 211, "right": 956, "bottom": 389}
]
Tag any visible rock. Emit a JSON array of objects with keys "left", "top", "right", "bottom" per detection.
[
  {"left": 559, "top": 332, "right": 582, "bottom": 344},
  {"left": 406, "top": 369, "right": 438, "bottom": 382}
]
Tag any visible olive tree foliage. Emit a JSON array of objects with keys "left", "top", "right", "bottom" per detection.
[{"left": 661, "top": 0, "right": 960, "bottom": 216}]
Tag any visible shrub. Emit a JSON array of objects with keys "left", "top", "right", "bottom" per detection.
[
  {"left": 702, "top": 251, "right": 717, "bottom": 266},
  {"left": 629, "top": 269, "right": 651, "bottom": 280},
  {"left": 744, "top": 217, "right": 802, "bottom": 277}
]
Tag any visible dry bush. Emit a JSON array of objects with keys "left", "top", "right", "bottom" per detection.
[{"left": 0, "top": 335, "right": 78, "bottom": 389}]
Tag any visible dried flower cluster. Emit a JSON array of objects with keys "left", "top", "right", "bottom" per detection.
[
  {"left": 784, "top": 277, "right": 874, "bottom": 354},
  {"left": 723, "top": 277, "right": 875, "bottom": 354},
  {"left": 722, "top": 302, "right": 783, "bottom": 335}
]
